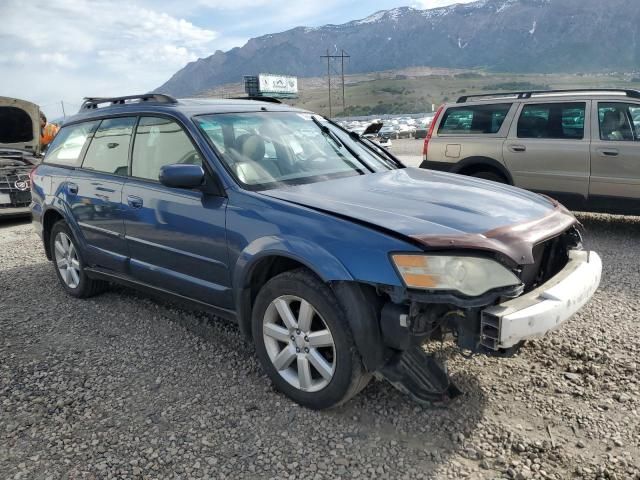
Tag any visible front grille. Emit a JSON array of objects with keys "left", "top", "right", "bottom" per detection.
[
  {"left": 0, "top": 170, "right": 31, "bottom": 207},
  {"left": 518, "top": 231, "right": 575, "bottom": 292}
]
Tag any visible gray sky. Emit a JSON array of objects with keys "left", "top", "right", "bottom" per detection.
[{"left": 0, "top": 0, "right": 476, "bottom": 118}]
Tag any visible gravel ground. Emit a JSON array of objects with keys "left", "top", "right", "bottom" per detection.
[
  {"left": 389, "top": 138, "right": 423, "bottom": 167},
  {"left": 1, "top": 213, "right": 639, "bottom": 480}
]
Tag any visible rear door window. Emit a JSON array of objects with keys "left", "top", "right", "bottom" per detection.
[
  {"left": 598, "top": 102, "right": 640, "bottom": 141},
  {"left": 82, "top": 117, "right": 136, "bottom": 176},
  {"left": 438, "top": 104, "right": 512, "bottom": 135},
  {"left": 517, "top": 102, "right": 586, "bottom": 140},
  {"left": 45, "top": 121, "right": 100, "bottom": 167}
]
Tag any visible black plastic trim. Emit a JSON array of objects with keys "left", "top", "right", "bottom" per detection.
[
  {"left": 84, "top": 267, "right": 237, "bottom": 322},
  {"left": 419, "top": 160, "right": 453, "bottom": 172}
]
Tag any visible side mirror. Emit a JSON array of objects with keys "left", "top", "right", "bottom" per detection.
[{"left": 159, "top": 164, "right": 205, "bottom": 189}]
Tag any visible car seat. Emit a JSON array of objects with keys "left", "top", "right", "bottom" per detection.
[{"left": 601, "top": 111, "right": 625, "bottom": 141}]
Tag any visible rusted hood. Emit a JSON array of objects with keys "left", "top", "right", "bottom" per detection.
[
  {"left": 412, "top": 203, "right": 578, "bottom": 265},
  {"left": 264, "top": 168, "right": 578, "bottom": 265}
]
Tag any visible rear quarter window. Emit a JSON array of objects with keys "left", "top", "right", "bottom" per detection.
[
  {"left": 44, "top": 121, "right": 100, "bottom": 167},
  {"left": 438, "top": 104, "right": 512, "bottom": 135}
]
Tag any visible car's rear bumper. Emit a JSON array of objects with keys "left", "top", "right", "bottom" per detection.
[
  {"left": 0, "top": 206, "right": 31, "bottom": 218},
  {"left": 480, "top": 250, "right": 602, "bottom": 349}
]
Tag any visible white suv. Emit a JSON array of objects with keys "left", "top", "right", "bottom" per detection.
[{"left": 420, "top": 89, "right": 640, "bottom": 216}]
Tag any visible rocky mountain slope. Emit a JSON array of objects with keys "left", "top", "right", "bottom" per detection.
[{"left": 158, "top": 0, "right": 640, "bottom": 96}]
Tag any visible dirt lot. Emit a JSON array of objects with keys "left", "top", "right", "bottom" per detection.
[
  {"left": 0, "top": 213, "right": 638, "bottom": 480},
  {"left": 390, "top": 138, "right": 424, "bottom": 167}
]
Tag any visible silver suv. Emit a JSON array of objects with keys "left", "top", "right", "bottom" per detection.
[{"left": 420, "top": 89, "right": 640, "bottom": 216}]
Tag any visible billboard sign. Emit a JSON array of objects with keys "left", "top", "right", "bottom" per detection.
[{"left": 258, "top": 74, "right": 298, "bottom": 95}]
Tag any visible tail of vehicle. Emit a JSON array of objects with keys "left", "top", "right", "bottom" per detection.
[{"left": 422, "top": 105, "right": 444, "bottom": 161}]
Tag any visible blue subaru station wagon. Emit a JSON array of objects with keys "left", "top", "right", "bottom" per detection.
[{"left": 30, "top": 94, "right": 602, "bottom": 409}]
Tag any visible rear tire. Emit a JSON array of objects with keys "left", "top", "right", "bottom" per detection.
[
  {"left": 50, "top": 220, "right": 108, "bottom": 298},
  {"left": 252, "top": 269, "right": 369, "bottom": 409},
  {"left": 469, "top": 170, "right": 507, "bottom": 183}
]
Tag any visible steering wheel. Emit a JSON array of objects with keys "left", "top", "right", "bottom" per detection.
[
  {"left": 302, "top": 151, "right": 325, "bottom": 162},
  {"left": 177, "top": 151, "right": 201, "bottom": 165}
]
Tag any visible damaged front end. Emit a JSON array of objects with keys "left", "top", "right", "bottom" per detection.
[
  {"left": 372, "top": 206, "right": 602, "bottom": 405},
  {"left": 0, "top": 153, "right": 38, "bottom": 217}
]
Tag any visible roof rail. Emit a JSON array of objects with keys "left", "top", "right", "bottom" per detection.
[
  {"left": 456, "top": 89, "right": 640, "bottom": 103},
  {"left": 231, "top": 96, "right": 282, "bottom": 104},
  {"left": 80, "top": 93, "right": 178, "bottom": 110}
]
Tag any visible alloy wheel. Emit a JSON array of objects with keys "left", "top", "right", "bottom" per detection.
[
  {"left": 54, "top": 232, "right": 81, "bottom": 289},
  {"left": 262, "top": 295, "right": 336, "bottom": 392}
]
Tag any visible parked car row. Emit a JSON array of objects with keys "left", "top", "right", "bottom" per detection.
[{"left": 337, "top": 114, "right": 436, "bottom": 141}]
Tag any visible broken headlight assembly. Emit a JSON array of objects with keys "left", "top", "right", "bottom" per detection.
[{"left": 391, "top": 254, "right": 521, "bottom": 297}]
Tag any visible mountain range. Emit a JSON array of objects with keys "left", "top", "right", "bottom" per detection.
[{"left": 157, "top": 0, "right": 640, "bottom": 97}]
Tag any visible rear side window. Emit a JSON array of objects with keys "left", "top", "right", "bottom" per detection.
[
  {"left": 45, "top": 121, "right": 100, "bottom": 167},
  {"left": 82, "top": 117, "right": 136, "bottom": 176},
  {"left": 131, "top": 117, "right": 202, "bottom": 181},
  {"left": 438, "top": 104, "right": 512, "bottom": 135},
  {"left": 598, "top": 102, "right": 640, "bottom": 141},
  {"left": 517, "top": 102, "right": 585, "bottom": 140}
]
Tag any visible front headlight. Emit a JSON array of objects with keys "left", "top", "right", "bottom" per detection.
[{"left": 391, "top": 254, "right": 521, "bottom": 297}]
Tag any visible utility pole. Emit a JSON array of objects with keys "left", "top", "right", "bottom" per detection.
[
  {"left": 327, "top": 49, "right": 332, "bottom": 117},
  {"left": 341, "top": 49, "right": 347, "bottom": 113},
  {"left": 321, "top": 49, "right": 350, "bottom": 117}
]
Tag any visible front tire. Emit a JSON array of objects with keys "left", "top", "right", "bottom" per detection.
[
  {"left": 252, "top": 269, "right": 369, "bottom": 409},
  {"left": 50, "top": 220, "right": 107, "bottom": 298}
]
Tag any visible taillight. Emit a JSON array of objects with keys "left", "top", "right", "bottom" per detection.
[
  {"left": 29, "top": 166, "right": 37, "bottom": 188},
  {"left": 423, "top": 105, "right": 444, "bottom": 160}
]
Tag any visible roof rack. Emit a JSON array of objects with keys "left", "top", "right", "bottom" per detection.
[
  {"left": 80, "top": 93, "right": 178, "bottom": 110},
  {"left": 457, "top": 89, "right": 640, "bottom": 103},
  {"left": 231, "top": 96, "right": 282, "bottom": 104}
]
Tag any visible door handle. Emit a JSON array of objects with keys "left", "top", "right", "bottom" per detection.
[
  {"left": 598, "top": 148, "right": 619, "bottom": 157},
  {"left": 67, "top": 182, "right": 78, "bottom": 195},
  {"left": 127, "top": 195, "right": 143, "bottom": 209},
  {"left": 508, "top": 144, "right": 527, "bottom": 153}
]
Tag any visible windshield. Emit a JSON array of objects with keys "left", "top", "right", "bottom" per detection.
[{"left": 194, "top": 111, "right": 397, "bottom": 191}]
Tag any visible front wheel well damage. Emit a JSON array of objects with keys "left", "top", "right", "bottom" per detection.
[
  {"left": 238, "top": 256, "right": 312, "bottom": 339},
  {"left": 238, "top": 255, "right": 389, "bottom": 372}
]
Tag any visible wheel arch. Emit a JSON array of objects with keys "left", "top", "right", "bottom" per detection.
[
  {"left": 451, "top": 156, "right": 514, "bottom": 184},
  {"left": 233, "top": 236, "right": 354, "bottom": 341},
  {"left": 42, "top": 207, "right": 66, "bottom": 260}
]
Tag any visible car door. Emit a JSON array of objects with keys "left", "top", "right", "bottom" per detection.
[
  {"left": 503, "top": 101, "right": 590, "bottom": 208},
  {"left": 65, "top": 117, "right": 136, "bottom": 272},
  {"left": 588, "top": 101, "right": 640, "bottom": 214},
  {"left": 122, "top": 115, "right": 232, "bottom": 309}
]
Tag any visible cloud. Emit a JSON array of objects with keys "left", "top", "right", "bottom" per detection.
[
  {"left": 195, "top": 0, "right": 272, "bottom": 9},
  {"left": 0, "top": 0, "right": 218, "bottom": 117}
]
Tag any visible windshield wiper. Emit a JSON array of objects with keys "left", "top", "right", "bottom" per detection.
[
  {"left": 311, "top": 116, "right": 374, "bottom": 173},
  {"left": 323, "top": 117, "right": 405, "bottom": 169},
  {"left": 311, "top": 116, "right": 344, "bottom": 149}
]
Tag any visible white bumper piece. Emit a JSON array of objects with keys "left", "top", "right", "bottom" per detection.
[{"left": 481, "top": 250, "right": 602, "bottom": 350}]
